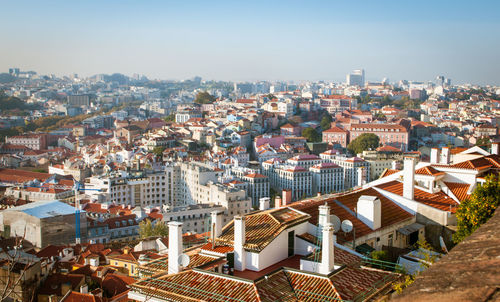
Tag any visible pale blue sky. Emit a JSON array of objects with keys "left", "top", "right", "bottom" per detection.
[{"left": 1, "top": 0, "right": 499, "bottom": 84}]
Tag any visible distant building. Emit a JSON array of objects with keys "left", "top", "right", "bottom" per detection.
[
  {"left": 0, "top": 200, "right": 87, "bottom": 248},
  {"left": 5, "top": 134, "right": 48, "bottom": 150},
  {"left": 346, "top": 69, "right": 365, "bottom": 87},
  {"left": 67, "top": 95, "right": 90, "bottom": 107},
  {"left": 350, "top": 123, "right": 409, "bottom": 151}
]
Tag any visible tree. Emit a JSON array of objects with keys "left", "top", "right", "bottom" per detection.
[
  {"left": 194, "top": 91, "right": 216, "bottom": 104},
  {"left": 163, "top": 113, "right": 175, "bottom": 122},
  {"left": 152, "top": 146, "right": 165, "bottom": 157},
  {"left": 476, "top": 136, "right": 491, "bottom": 147},
  {"left": 139, "top": 220, "right": 169, "bottom": 239},
  {"left": 320, "top": 114, "right": 333, "bottom": 131},
  {"left": 302, "top": 127, "right": 321, "bottom": 142},
  {"left": 453, "top": 175, "right": 500, "bottom": 243},
  {"left": 347, "top": 133, "right": 380, "bottom": 155}
]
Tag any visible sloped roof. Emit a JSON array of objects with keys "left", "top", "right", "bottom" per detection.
[
  {"left": 415, "top": 166, "right": 445, "bottom": 176},
  {"left": 215, "top": 208, "right": 310, "bottom": 252},
  {"left": 444, "top": 182, "right": 471, "bottom": 202},
  {"left": 376, "top": 180, "right": 459, "bottom": 213},
  {"left": 290, "top": 187, "right": 413, "bottom": 244}
]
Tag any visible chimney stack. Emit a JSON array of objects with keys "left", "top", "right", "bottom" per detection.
[
  {"left": 391, "top": 160, "right": 398, "bottom": 170},
  {"left": 492, "top": 142, "right": 499, "bottom": 155},
  {"left": 168, "top": 221, "right": 183, "bottom": 274},
  {"left": 211, "top": 211, "right": 222, "bottom": 245},
  {"left": 357, "top": 167, "right": 364, "bottom": 187},
  {"left": 403, "top": 157, "right": 415, "bottom": 200},
  {"left": 318, "top": 203, "right": 331, "bottom": 230},
  {"left": 430, "top": 148, "right": 440, "bottom": 164},
  {"left": 233, "top": 216, "right": 246, "bottom": 271},
  {"left": 282, "top": 189, "right": 292, "bottom": 205},
  {"left": 319, "top": 223, "right": 335, "bottom": 275},
  {"left": 259, "top": 197, "right": 270, "bottom": 211},
  {"left": 356, "top": 195, "right": 381, "bottom": 230},
  {"left": 274, "top": 196, "right": 282, "bottom": 209},
  {"left": 440, "top": 147, "right": 450, "bottom": 164},
  {"left": 80, "top": 284, "right": 88, "bottom": 294}
]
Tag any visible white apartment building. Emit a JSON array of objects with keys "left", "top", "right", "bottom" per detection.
[
  {"left": 262, "top": 162, "right": 312, "bottom": 201},
  {"left": 327, "top": 156, "right": 370, "bottom": 190},
  {"left": 242, "top": 173, "right": 270, "bottom": 208},
  {"left": 310, "top": 162, "right": 344, "bottom": 195},
  {"left": 84, "top": 164, "right": 181, "bottom": 208}
]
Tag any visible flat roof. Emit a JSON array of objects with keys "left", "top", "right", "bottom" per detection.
[{"left": 7, "top": 200, "right": 79, "bottom": 219}]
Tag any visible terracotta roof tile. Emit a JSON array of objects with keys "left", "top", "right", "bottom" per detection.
[{"left": 377, "top": 180, "right": 459, "bottom": 213}]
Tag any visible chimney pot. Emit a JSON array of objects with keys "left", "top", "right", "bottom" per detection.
[
  {"left": 168, "top": 221, "right": 183, "bottom": 274},
  {"left": 403, "top": 157, "right": 415, "bottom": 200},
  {"left": 233, "top": 216, "right": 246, "bottom": 271}
]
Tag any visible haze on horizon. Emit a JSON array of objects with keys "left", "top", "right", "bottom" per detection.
[{"left": 1, "top": 0, "right": 499, "bottom": 85}]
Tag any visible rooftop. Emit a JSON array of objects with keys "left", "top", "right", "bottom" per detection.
[{"left": 6, "top": 200, "right": 78, "bottom": 219}]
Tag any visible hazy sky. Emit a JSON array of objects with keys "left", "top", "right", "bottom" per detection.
[{"left": 1, "top": 0, "right": 500, "bottom": 84}]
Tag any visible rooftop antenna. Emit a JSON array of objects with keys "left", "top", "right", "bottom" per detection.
[
  {"left": 341, "top": 219, "right": 356, "bottom": 250},
  {"left": 330, "top": 214, "right": 341, "bottom": 233},
  {"left": 178, "top": 254, "right": 190, "bottom": 268}
]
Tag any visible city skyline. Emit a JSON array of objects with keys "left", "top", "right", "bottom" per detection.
[{"left": 1, "top": 0, "right": 500, "bottom": 85}]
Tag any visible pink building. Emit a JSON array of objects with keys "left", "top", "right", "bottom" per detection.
[
  {"left": 254, "top": 134, "right": 285, "bottom": 150},
  {"left": 322, "top": 127, "right": 349, "bottom": 148},
  {"left": 280, "top": 123, "right": 302, "bottom": 137},
  {"left": 349, "top": 123, "right": 409, "bottom": 151}
]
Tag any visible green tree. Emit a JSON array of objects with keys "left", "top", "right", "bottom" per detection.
[
  {"left": 302, "top": 127, "right": 321, "bottom": 142},
  {"left": 453, "top": 175, "right": 500, "bottom": 243},
  {"left": 152, "top": 146, "right": 165, "bottom": 157},
  {"left": 194, "top": 91, "right": 216, "bottom": 104},
  {"left": 139, "top": 220, "right": 169, "bottom": 239},
  {"left": 347, "top": 133, "right": 380, "bottom": 155},
  {"left": 476, "top": 136, "right": 491, "bottom": 147},
  {"left": 139, "top": 220, "right": 154, "bottom": 238},
  {"left": 320, "top": 114, "right": 333, "bottom": 131},
  {"left": 163, "top": 113, "right": 175, "bottom": 122}
]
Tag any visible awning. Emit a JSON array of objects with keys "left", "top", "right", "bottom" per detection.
[
  {"left": 397, "top": 223, "right": 425, "bottom": 236},
  {"left": 356, "top": 243, "right": 375, "bottom": 255}
]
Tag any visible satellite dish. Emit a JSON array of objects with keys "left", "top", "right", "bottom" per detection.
[
  {"left": 341, "top": 220, "right": 353, "bottom": 233},
  {"left": 330, "top": 215, "right": 341, "bottom": 233},
  {"left": 178, "top": 254, "right": 190, "bottom": 267}
]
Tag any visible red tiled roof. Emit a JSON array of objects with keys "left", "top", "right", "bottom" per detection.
[
  {"left": 379, "top": 169, "right": 400, "bottom": 178},
  {"left": 243, "top": 173, "right": 267, "bottom": 179},
  {"left": 415, "top": 166, "right": 445, "bottom": 176},
  {"left": 444, "top": 182, "right": 471, "bottom": 202},
  {"left": 216, "top": 208, "right": 310, "bottom": 252},
  {"left": 290, "top": 187, "right": 413, "bottom": 244},
  {"left": 61, "top": 292, "right": 103, "bottom": 302},
  {"left": 377, "top": 180, "right": 459, "bottom": 213}
]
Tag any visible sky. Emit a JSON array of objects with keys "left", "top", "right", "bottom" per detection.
[{"left": 1, "top": 0, "right": 500, "bottom": 85}]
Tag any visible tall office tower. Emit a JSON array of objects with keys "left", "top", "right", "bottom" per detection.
[{"left": 346, "top": 69, "right": 365, "bottom": 87}]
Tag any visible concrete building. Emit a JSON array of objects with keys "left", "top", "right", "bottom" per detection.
[
  {"left": 0, "top": 200, "right": 87, "bottom": 248},
  {"left": 67, "top": 95, "right": 90, "bottom": 107},
  {"left": 346, "top": 69, "right": 365, "bottom": 87},
  {"left": 5, "top": 134, "right": 47, "bottom": 150},
  {"left": 310, "top": 162, "right": 344, "bottom": 195}
]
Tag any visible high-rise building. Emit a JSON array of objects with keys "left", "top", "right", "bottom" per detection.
[{"left": 346, "top": 69, "right": 365, "bottom": 87}]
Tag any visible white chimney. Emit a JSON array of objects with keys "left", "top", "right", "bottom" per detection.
[
  {"left": 80, "top": 284, "right": 88, "bottom": 294},
  {"left": 356, "top": 195, "right": 381, "bottom": 230},
  {"left": 259, "top": 197, "right": 270, "bottom": 211},
  {"left": 211, "top": 211, "right": 222, "bottom": 239},
  {"left": 168, "top": 221, "right": 183, "bottom": 274},
  {"left": 403, "top": 157, "right": 415, "bottom": 200},
  {"left": 391, "top": 160, "right": 398, "bottom": 170},
  {"left": 233, "top": 216, "right": 246, "bottom": 271},
  {"left": 319, "top": 223, "right": 335, "bottom": 275},
  {"left": 440, "top": 147, "right": 450, "bottom": 164},
  {"left": 492, "top": 142, "right": 499, "bottom": 155},
  {"left": 357, "top": 167, "right": 364, "bottom": 187},
  {"left": 318, "top": 203, "right": 331, "bottom": 229},
  {"left": 430, "top": 148, "right": 440, "bottom": 164}
]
